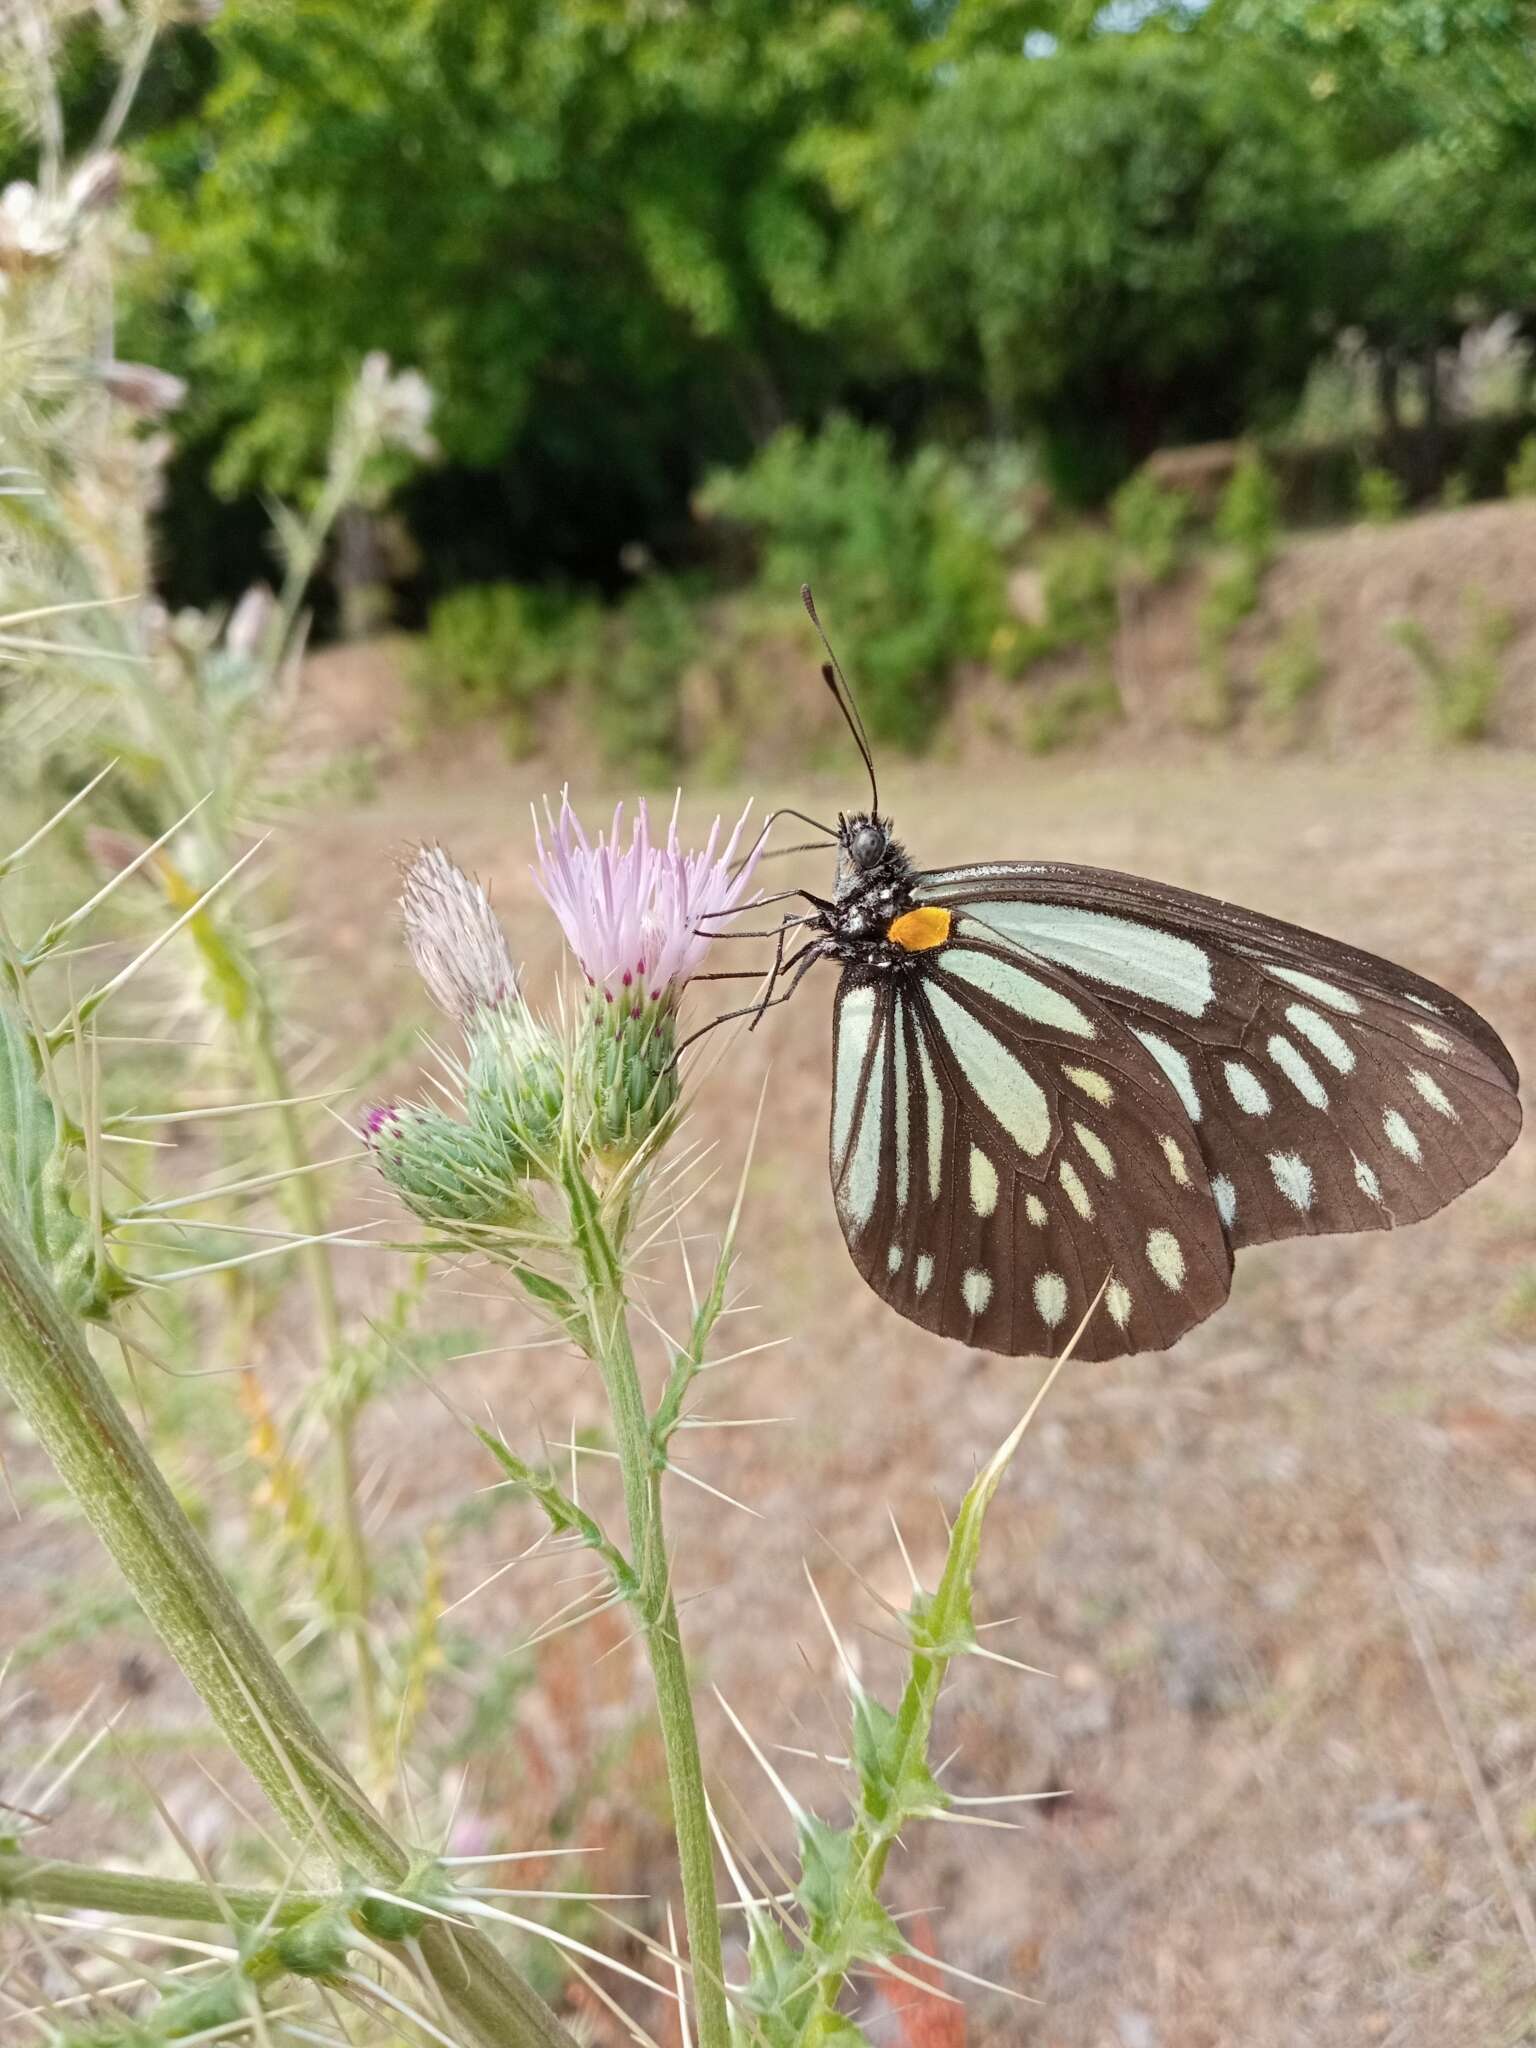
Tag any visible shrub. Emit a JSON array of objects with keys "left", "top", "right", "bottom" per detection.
[
  {"left": 1357, "top": 464, "right": 1406, "bottom": 524},
  {"left": 699, "top": 417, "right": 1019, "bottom": 752},
  {"left": 592, "top": 574, "right": 698, "bottom": 777},
  {"left": 1258, "top": 609, "right": 1326, "bottom": 726},
  {"left": 1111, "top": 467, "right": 1194, "bottom": 586},
  {"left": 1505, "top": 432, "right": 1536, "bottom": 498},
  {"left": 1214, "top": 447, "right": 1280, "bottom": 566},
  {"left": 1390, "top": 593, "right": 1513, "bottom": 743},
  {"left": 1039, "top": 528, "right": 1119, "bottom": 645},
  {"left": 1022, "top": 670, "right": 1122, "bottom": 753},
  {"left": 411, "top": 582, "right": 601, "bottom": 750}
]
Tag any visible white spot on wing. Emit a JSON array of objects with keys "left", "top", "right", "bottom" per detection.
[
  {"left": 967, "top": 901, "right": 1214, "bottom": 1017},
  {"left": 1064, "top": 1065, "right": 1114, "bottom": 1105},
  {"left": 1075, "top": 1124, "right": 1116, "bottom": 1177},
  {"left": 1268, "top": 1034, "right": 1329, "bottom": 1109},
  {"left": 1211, "top": 1173, "right": 1237, "bottom": 1229},
  {"left": 1410, "top": 1069, "right": 1456, "bottom": 1119},
  {"left": 1106, "top": 1279, "right": 1132, "bottom": 1329},
  {"left": 1267, "top": 967, "right": 1362, "bottom": 1015},
  {"left": 942, "top": 947, "right": 1096, "bottom": 1038},
  {"left": 962, "top": 1268, "right": 992, "bottom": 1315},
  {"left": 1384, "top": 1108, "right": 1421, "bottom": 1162},
  {"left": 1034, "top": 1271, "right": 1067, "bottom": 1326},
  {"left": 887, "top": 1244, "right": 903, "bottom": 1272},
  {"left": 1159, "top": 1135, "right": 1192, "bottom": 1186},
  {"left": 1146, "top": 1228, "right": 1185, "bottom": 1290},
  {"left": 1353, "top": 1155, "right": 1382, "bottom": 1202},
  {"left": 1024, "top": 1194, "right": 1048, "bottom": 1227},
  {"left": 1224, "top": 1061, "right": 1271, "bottom": 1115},
  {"left": 926, "top": 982, "right": 1051, "bottom": 1156},
  {"left": 1134, "top": 1030, "right": 1202, "bottom": 1122},
  {"left": 915, "top": 1253, "right": 934, "bottom": 1294},
  {"left": 1411, "top": 1022, "right": 1452, "bottom": 1051},
  {"left": 970, "top": 1146, "right": 999, "bottom": 1218},
  {"left": 1286, "top": 1003, "right": 1356, "bottom": 1073},
  {"left": 1268, "top": 1150, "right": 1314, "bottom": 1210},
  {"left": 1060, "top": 1160, "right": 1094, "bottom": 1219}
]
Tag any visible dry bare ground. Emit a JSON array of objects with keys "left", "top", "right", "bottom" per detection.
[
  {"left": 5, "top": 595, "right": 1535, "bottom": 2042},
  {"left": 301, "top": 746, "right": 1531, "bottom": 2048}
]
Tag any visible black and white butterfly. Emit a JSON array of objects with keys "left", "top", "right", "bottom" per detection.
[{"left": 708, "top": 592, "right": 1522, "bottom": 1363}]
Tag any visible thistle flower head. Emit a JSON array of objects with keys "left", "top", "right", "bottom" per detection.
[
  {"left": 400, "top": 844, "right": 518, "bottom": 1024},
  {"left": 532, "top": 793, "right": 762, "bottom": 1014}
]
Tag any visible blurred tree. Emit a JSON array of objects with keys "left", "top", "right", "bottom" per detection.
[
  {"left": 128, "top": 0, "right": 934, "bottom": 580},
  {"left": 1217, "top": 0, "right": 1536, "bottom": 433},
  {"left": 840, "top": 32, "right": 1341, "bottom": 497}
]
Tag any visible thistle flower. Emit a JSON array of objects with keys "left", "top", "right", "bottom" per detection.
[
  {"left": 401, "top": 844, "right": 518, "bottom": 1024},
  {"left": 534, "top": 793, "right": 762, "bottom": 1160},
  {"left": 532, "top": 793, "right": 761, "bottom": 1016}
]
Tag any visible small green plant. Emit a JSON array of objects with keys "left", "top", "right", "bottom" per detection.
[
  {"left": 1215, "top": 446, "right": 1281, "bottom": 567},
  {"left": 1258, "top": 609, "right": 1326, "bottom": 727},
  {"left": 592, "top": 573, "right": 697, "bottom": 776},
  {"left": 1439, "top": 470, "right": 1472, "bottom": 510},
  {"left": 411, "top": 582, "right": 601, "bottom": 751},
  {"left": 1039, "top": 527, "right": 1119, "bottom": 645},
  {"left": 1021, "top": 670, "right": 1122, "bottom": 753},
  {"left": 699, "top": 416, "right": 1019, "bottom": 751},
  {"left": 1111, "top": 466, "right": 1194, "bottom": 585},
  {"left": 1504, "top": 432, "right": 1536, "bottom": 498},
  {"left": 1390, "top": 592, "right": 1514, "bottom": 742},
  {"left": 1357, "top": 464, "right": 1407, "bottom": 524}
]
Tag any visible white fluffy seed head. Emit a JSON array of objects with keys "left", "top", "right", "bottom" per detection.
[{"left": 401, "top": 844, "right": 518, "bottom": 1024}]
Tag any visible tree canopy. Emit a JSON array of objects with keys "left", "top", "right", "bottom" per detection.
[{"left": 108, "top": 0, "right": 1536, "bottom": 586}]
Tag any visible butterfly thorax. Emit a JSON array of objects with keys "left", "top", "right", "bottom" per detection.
[{"left": 827, "top": 812, "right": 949, "bottom": 971}]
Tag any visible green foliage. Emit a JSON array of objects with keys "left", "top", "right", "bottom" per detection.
[
  {"left": 851, "top": 35, "right": 1341, "bottom": 496},
  {"left": 1505, "top": 432, "right": 1536, "bottom": 498},
  {"left": 410, "top": 583, "right": 601, "bottom": 751},
  {"left": 1215, "top": 448, "right": 1280, "bottom": 567},
  {"left": 1390, "top": 595, "right": 1514, "bottom": 743},
  {"left": 593, "top": 576, "right": 698, "bottom": 778},
  {"left": 1021, "top": 671, "right": 1123, "bottom": 755},
  {"left": 700, "top": 418, "right": 1015, "bottom": 751},
  {"left": 1357, "top": 465, "right": 1406, "bottom": 524},
  {"left": 1038, "top": 529, "right": 1118, "bottom": 647},
  {"left": 1257, "top": 609, "right": 1326, "bottom": 727},
  {"left": 1112, "top": 467, "right": 1194, "bottom": 586}
]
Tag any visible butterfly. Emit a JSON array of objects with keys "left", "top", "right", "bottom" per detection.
[{"left": 715, "top": 591, "right": 1522, "bottom": 1363}]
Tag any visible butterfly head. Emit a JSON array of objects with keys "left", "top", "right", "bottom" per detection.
[{"left": 833, "top": 810, "right": 911, "bottom": 908}]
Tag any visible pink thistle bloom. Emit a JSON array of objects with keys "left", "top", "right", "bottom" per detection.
[{"left": 533, "top": 794, "right": 762, "bottom": 1007}]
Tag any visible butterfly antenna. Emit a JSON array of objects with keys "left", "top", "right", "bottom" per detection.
[{"left": 802, "top": 583, "right": 879, "bottom": 816}]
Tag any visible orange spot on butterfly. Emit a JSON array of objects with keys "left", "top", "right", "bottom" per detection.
[{"left": 886, "top": 905, "right": 952, "bottom": 952}]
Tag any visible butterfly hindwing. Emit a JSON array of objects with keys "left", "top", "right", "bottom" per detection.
[
  {"left": 830, "top": 935, "right": 1234, "bottom": 1362},
  {"left": 919, "top": 861, "right": 1521, "bottom": 1253}
]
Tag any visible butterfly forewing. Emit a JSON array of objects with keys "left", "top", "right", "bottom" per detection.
[
  {"left": 919, "top": 862, "right": 1521, "bottom": 1253},
  {"left": 830, "top": 933, "right": 1234, "bottom": 1362}
]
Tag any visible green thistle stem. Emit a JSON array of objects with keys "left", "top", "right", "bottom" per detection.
[
  {"left": 0, "top": 1208, "right": 577, "bottom": 2048},
  {"left": 586, "top": 1269, "right": 730, "bottom": 2048},
  {"left": 0, "top": 1853, "right": 324, "bottom": 1925}
]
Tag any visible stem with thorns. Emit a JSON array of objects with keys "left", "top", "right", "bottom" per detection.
[
  {"left": 0, "top": 1207, "right": 578, "bottom": 2048},
  {"left": 562, "top": 1154, "right": 730, "bottom": 2048}
]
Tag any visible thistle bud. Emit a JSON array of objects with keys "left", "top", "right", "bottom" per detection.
[
  {"left": 400, "top": 845, "right": 517, "bottom": 1025},
  {"left": 464, "top": 1004, "right": 564, "bottom": 1167},
  {"left": 365, "top": 1102, "right": 533, "bottom": 1232},
  {"left": 578, "top": 995, "right": 679, "bottom": 1162}
]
